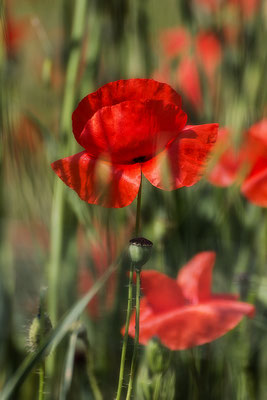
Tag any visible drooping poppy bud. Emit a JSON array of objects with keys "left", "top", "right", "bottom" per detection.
[
  {"left": 146, "top": 337, "right": 172, "bottom": 374},
  {"left": 129, "top": 237, "right": 153, "bottom": 270},
  {"left": 28, "top": 312, "right": 52, "bottom": 353}
]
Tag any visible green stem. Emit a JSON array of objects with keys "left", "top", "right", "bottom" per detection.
[
  {"left": 47, "top": 0, "right": 87, "bottom": 378},
  {"left": 126, "top": 269, "right": 141, "bottom": 400},
  {"left": 38, "top": 362, "right": 45, "bottom": 400},
  {"left": 135, "top": 174, "right": 142, "bottom": 237},
  {"left": 115, "top": 263, "right": 134, "bottom": 400},
  {"left": 86, "top": 350, "right": 103, "bottom": 400}
]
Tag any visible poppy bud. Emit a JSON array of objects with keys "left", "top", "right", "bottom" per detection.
[
  {"left": 129, "top": 237, "right": 153, "bottom": 270},
  {"left": 136, "top": 338, "right": 175, "bottom": 399},
  {"left": 146, "top": 337, "right": 172, "bottom": 374},
  {"left": 28, "top": 313, "right": 52, "bottom": 353}
]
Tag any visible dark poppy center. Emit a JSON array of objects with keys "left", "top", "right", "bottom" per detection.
[{"left": 132, "top": 155, "right": 149, "bottom": 163}]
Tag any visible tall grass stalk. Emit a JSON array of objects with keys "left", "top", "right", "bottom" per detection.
[{"left": 47, "top": 0, "right": 87, "bottom": 378}]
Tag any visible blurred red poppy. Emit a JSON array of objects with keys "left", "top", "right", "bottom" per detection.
[
  {"left": 51, "top": 79, "right": 218, "bottom": 208},
  {"left": 196, "top": 32, "right": 222, "bottom": 82},
  {"left": 4, "top": 0, "right": 29, "bottom": 58},
  {"left": 78, "top": 216, "right": 134, "bottom": 318},
  {"left": 208, "top": 120, "right": 267, "bottom": 207},
  {"left": 176, "top": 57, "right": 203, "bottom": 111},
  {"left": 241, "top": 119, "right": 267, "bottom": 207},
  {"left": 124, "top": 252, "right": 255, "bottom": 350},
  {"left": 207, "top": 128, "right": 242, "bottom": 187},
  {"left": 194, "top": 0, "right": 260, "bottom": 17},
  {"left": 160, "top": 27, "right": 191, "bottom": 59}
]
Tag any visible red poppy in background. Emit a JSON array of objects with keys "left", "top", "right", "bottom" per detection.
[
  {"left": 4, "top": 0, "right": 29, "bottom": 58},
  {"left": 125, "top": 252, "right": 255, "bottom": 350},
  {"left": 160, "top": 27, "right": 191, "bottom": 59},
  {"left": 208, "top": 128, "right": 242, "bottom": 187},
  {"left": 177, "top": 57, "right": 203, "bottom": 111},
  {"left": 241, "top": 119, "right": 267, "bottom": 207},
  {"left": 193, "top": 0, "right": 260, "bottom": 18},
  {"left": 160, "top": 28, "right": 221, "bottom": 111},
  {"left": 196, "top": 32, "right": 222, "bottom": 81},
  {"left": 51, "top": 79, "right": 218, "bottom": 208},
  {"left": 208, "top": 119, "right": 267, "bottom": 207}
]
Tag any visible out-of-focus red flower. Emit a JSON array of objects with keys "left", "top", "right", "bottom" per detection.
[
  {"left": 124, "top": 252, "right": 255, "bottom": 350},
  {"left": 194, "top": 0, "right": 260, "bottom": 17},
  {"left": 3, "top": 1, "right": 29, "bottom": 57},
  {"left": 208, "top": 128, "right": 242, "bottom": 187},
  {"left": 208, "top": 119, "right": 267, "bottom": 207},
  {"left": 241, "top": 119, "right": 267, "bottom": 207},
  {"left": 51, "top": 79, "right": 218, "bottom": 208},
  {"left": 176, "top": 57, "right": 203, "bottom": 111},
  {"left": 160, "top": 27, "right": 191, "bottom": 59},
  {"left": 228, "top": 0, "right": 260, "bottom": 17},
  {"left": 196, "top": 32, "right": 222, "bottom": 81}
]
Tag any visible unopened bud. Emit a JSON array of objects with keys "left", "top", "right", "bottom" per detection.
[
  {"left": 28, "top": 313, "right": 52, "bottom": 353},
  {"left": 146, "top": 337, "right": 172, "bottom": 374},
  {"left": 129, "top": 237, "right": 153, "bottom": 270}
]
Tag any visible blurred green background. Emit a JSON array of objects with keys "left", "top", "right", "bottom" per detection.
[{"left": 1, "top": 0, "right": 267, "bottom": 398}]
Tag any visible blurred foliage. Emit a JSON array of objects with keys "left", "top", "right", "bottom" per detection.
[{"left": 1, "top": 0, "right": 267, "bottom": 399}]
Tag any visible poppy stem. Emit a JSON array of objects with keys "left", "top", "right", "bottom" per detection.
[
  {"left": 38, "top": 361, "right": 45, "bottom": 400},
  {"left": 115, "top": 262, "right": 134, "bottom": 400},
  {"left": 126, "top": 268, "right": 141, "bottom": 400},
  {"left": 135, "top": 174, "right": 143, "bottom": 236}
]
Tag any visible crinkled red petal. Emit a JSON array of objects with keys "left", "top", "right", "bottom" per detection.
[
  {"left": 76, "top": 100, "right": 187, "bottom": 164},
  {"left": 142, "top": 123, "right": 218, "bottom": 190},
  {"left": 177, "top": 251, "right": 216, "bottom": 303},
  {"left": 241, "top": 157, "right": 267, "bottom": 207},
  {"left": 51, "top": 151, "right": 141, "bottom": 208},
  {"left": 140, "top": 270, "right": 185, "bottom": 313},
  {"left": 72, "top": 79, "right": 182, "bottom": 144},
  {"left": 129, "top": 299, "right": 255, "bottom": 350}
]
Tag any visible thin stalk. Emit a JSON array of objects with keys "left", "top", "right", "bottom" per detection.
[
  {"left": 47, "top": 0, "right": 87, "bottom": 377},
  {"left": 115, "top": 263, "right": 134, "bottom": 400},
  {"left": 126, "top": 269, "right": 141, "bottom": 400},
  {"left": 116, "top": 176, "right": 143, "bottom": 399},
  {"left": 135, "top": 175, "right": 142, "bottom": 237},
  {"left": 86, "top": 350, "right": 103, "bottom": 400},
  {"left": 38, "top": 362, "right": 45, "bottom": 400}
]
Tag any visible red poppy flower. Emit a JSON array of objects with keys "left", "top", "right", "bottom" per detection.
[
  {"left": 241, "top": 119, "right": 267, "bottom": 207},
  {"left": 51, "top": 79, "right": 218, "bottom": 208},
  {"left": 207, "top": 128, "right": 242, "bottom": 187},
  {"left": 176, "top": 58, "right": 203, "bottom": 111},
  {"left": 196, "top": 32, "right": 222, "bottom": 81},
  {"left": 124, "top": 252, "right": 255, "bottom": 350},
  {"left": 160, "top": 27, "right": 191, "bottom": 59}
]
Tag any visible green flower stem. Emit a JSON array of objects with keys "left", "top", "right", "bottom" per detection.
[
  {"left": 38, "top": 362, "right": 45, "bottom": 400},
  {"left": 135, "top": 174, "right": 142, "bottom": 237},
  {"left": 116, "top": 174, "right": 143, "bottom": 399},
  {"left": 86, "top": 348, "right": 103, "bottom": 400},
  {"left": 47, "top": 0, "right": 87, "bottom": 378},
  {"left": 116, "top": 263, "right": 134, "bottom": 400},
  {"left": 126, "top": 268, "right": 141, "bottom": 400}
]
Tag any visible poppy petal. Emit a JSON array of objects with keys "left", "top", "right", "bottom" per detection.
[
  {"left": 51, "top": 151, "right": 141, "bottom": 208},
  {"left": 72, "top": 79, "right": 183, "bottom": 143},
  {"left": 76, "top": 100, "right": 187, "bottom": 164},
  {"left": 177, "top": 251, "right": 216, "bottom": 303},
  {"left": 241, "top": 157, "right": 267, "bottom": 207},
  {"left": 177, "top": 57, "right": 203, "bottom": 111},
  {"left": 132, "top": 300, "right": 255, "bottom": 350},
  {"left": 142, "top": 123, "right": 218, "bottom": 190},
  {"left": 140, "top": 271, "right": 184, "bottom": 313}
]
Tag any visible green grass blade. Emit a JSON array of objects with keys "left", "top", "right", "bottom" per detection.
[
  {"left": 0, "top": 262, "right": 117, "bottom": 400},
  {"left": 59, "top": 325, "right": 79, "bottom": 400}
]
